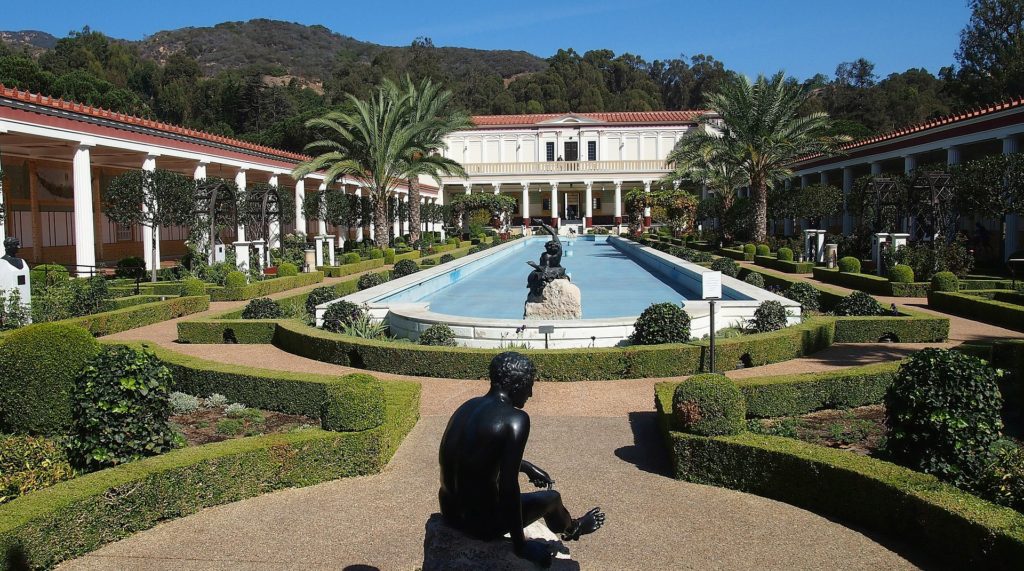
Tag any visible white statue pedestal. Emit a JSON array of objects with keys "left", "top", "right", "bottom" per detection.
[
  {"left": 233, "top": 241, "right": 251, "bottom": 272},
  {"left": 803, "top": 229, "right": 827, "bottom": 263},
  {"left": 0, "top": 257, "right": 31, "bottom": 321},
  {"left": 325, "top": 235, "right": 337, "bottom": 266},
  {"left": 314, "top": 235, "right": 325, "bottom": 268},
  {"left": 213, "top": 244, "right": 227, "bottom": 263},
  {"left": 872, "top": 233, "right": 891, "bottom": 276},
  {"left": 304, "top": 248, "right": 316, "bottom": 273},
  {"left": 422, "top": 513, "right": 577, "bottom": 571},
  {"left": 251, "top": 239, "right": 266, "bottom": 272}
]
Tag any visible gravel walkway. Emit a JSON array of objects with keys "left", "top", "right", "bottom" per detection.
[{"left": 69, "top": 269, "right": 1024, "bottom": 570}]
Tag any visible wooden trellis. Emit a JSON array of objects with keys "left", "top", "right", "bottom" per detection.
[
  {"left": 245, "top": 183, "right": 282, "bottom": 243},
  {"left": 194, "top": 179, "right": 239, "bottom": 260},
  {"left": 905, "top": 170, "right": 957, "bottom": 241}
]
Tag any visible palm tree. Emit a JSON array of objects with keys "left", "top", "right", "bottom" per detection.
[
  {"left": 667, "top": 71, "right": 848, "bottom": 241},
  {"left": 293, "top": 85, "right": 429, "bottom": 249},
  {"left": 389, "top": 77, "right": 471, "bottom": 244}
]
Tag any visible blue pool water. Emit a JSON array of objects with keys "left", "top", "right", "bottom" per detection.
[{"left": 387, "top": 237, "right": 707, "bottom": 319}]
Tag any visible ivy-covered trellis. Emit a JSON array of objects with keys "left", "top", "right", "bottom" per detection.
[
  {"left": 193, "top": 178, "right": 241, "bottom": 264},
  {"left": 448, "top": 193, "right": 517, "bottom": 233},
  {"left": 243, "top": 183, "right": 295, "bottom": 260}
]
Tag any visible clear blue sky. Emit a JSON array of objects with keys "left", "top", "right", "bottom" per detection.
[{"left": 2, "top": 0, "right": 972, "bottom": 80}]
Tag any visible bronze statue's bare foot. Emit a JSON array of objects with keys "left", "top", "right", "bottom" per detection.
[{"left": 561, "top": 507, "right": 605, "bottom": 541}]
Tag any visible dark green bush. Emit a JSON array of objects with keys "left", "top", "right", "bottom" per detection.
[
  {"left": 392, "top": 259, "right": 420, "bottom": 278},
  {"left": 358, "top": 272, "right": 389, "bottom": 290},
  {"left": 241, "top": 298, "right": 283, "bottom": 319},
  {"left": 419, "top": 323, "right": 457, "bottom": 346},
  {"left": 0, "top": 323, "right": 100, "bottom": 435},
  {"left": 321, "top": 373, "right": 386, "bottom": 432},
  {"left": 322, "top": 301, "right": 364, "bottom": 333},
  {"left": 224, "top": 271, "right": 247, "bottom": 289},
  {"left": 743, "top": 244, "right": 756, "bottom": 255},
  {"left": 114, "top": 257, "right": 146, "bottom": 279},
  {"left": 179, "top": 277, "right": 207, "bottom": 297},
  {"left": 440, "top": 253, "right": 455, "bottom": 264},
  {"left": 630, "top": 302, "right": 691, "bottom": 345},
  {"left": 672, "top": 373, "right": 746, "bottom": 436},
  {"left": 750, "top": 300, "right": 788, "bottom": 333},
  {"left": 369, "top": 249, "right": 384, "bottom": 260},
  {"left": 0, "top": 434, "right": 76, "bottom": 504},
  {"left": 986, "top": 441, "right": 1024, "bottom": 512},
  {"left": 277, "top": 262, "right": 298, "bottom": 277},
  {"left": 782, "top": 282, "right": 821, "bottom": 312},
  {"left": 743, "top": 272, "right": 765, "bottom": 288},
  {"left": 838, "top": 256, "right": 861, "bottom": 273},
  {"left": 756, "top": 244, "right": 770, "bottom": 256},
  {"left": 343, "top": 252, "right": 361, "bottom": 265},
  {"left": 932, "top": 271, "right": 959, "bottom": 292},
  {"left": 885, "top": 348, "right": 1004, "bottom": 490},
  {"left": 777, "top": 247, "right": 794, "bottom": 262},
  {"left": 66, "top": 345, "right": 177, "bottom": 471},
  {"left": 305, "top": 286, "right": 337, "bottom": 316},
  {"left": 384, "top": 248, "right": 396, "bottom": 264},
  {"left": 710, "top": 257, "right": 740, "bottom": 277},
  {"left": 888, "top": 264, "right": 915, "bottom": 283},
  {"left": 834, "top": 291, "right": 884, "bottom": 316}
]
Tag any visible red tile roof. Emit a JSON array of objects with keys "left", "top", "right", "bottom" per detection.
[
  {"left": 0, "top": 83, "right": 310, "bottom": 162},
  {"left": 795, "top": 96, "right": 1024, "bottom": 164},
  {"left": 470, "top": 110, "right": 707, "bottom": 127}
]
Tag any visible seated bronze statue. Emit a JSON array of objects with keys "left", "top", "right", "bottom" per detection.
[
  {"left": 438, "top": 352, "right": 605, "bottom": 567},
  {"left": 526, "top": 219, "right": 567, "bottom": 298}
]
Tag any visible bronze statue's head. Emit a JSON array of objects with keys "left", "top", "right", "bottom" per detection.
[
  {"left": 489, "top": 351, "right": 536, "bottom": 408},
  {"left": 545, "top": 241, "right": 558, "bottom": 254},
  {"left": 3, "top": 237, "right": 19, "bottom": 257}
]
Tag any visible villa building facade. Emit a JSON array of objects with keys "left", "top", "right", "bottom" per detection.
[{"left": 437, "top": 111, "right": 715, "bottom": 232}]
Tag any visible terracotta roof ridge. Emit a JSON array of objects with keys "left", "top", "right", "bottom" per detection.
[{"left": 0, "top": 83, "right": 311, "bottom": 162}]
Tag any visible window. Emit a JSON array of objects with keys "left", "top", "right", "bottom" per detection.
[
  {"left": 116, "top": 224, "right": 133, "bottom": 242},
  {"left": 542, "top": 198, "right": 551, "bottom": 211},
  {"left": 545, "top": 142, "right": 555, "bottom": 161},
  {"left": 564, "top": 141, "right": 578, "bottom": 161},
  {"left": 587, "top": 141, "right": 597, "bottom": 161},
  {"left": 592, "top": 197, "right": 602, "bottom": 211}
]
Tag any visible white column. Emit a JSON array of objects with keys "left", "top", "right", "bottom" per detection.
[
  {"left": 947, "top": 145, "right": 962, "bottom": 166},
  {"left": 464, "top": 183, "right": 471, "bottom": 195},
  {"left": 192, "top": 160, "right": 210, "bottom": 261},
  {"left": 842, "top": 166, "right": 854, "bottom": 235},
  {"left": 294, "top": 178, "right": 306, "bottom": 236},
  {"left": 0, "top": 128, "right": 6, "bottom": 240},
  {"left": 193, "top": 161, "right": 207, "bottom": 180},
  {"left": 613, "top": 180, "right": 622, "bottom": 225},
  {"left": 643, "top": 180, "right": 652, "bottom": 227},
  {"left": 234, "top": 169, "right": 247, "bottom": 242},
  {"left": 436, "top": 189, "right": 446, "bottom": 239},
  {"left": 870, "top": 161, "right": 882, "bottom": 176},
  {"left": 141, "top": 153, "right": 160, "bottom": 272},
  {"left": 268, "top": 173, "right": 281, "bottom": 253},
  {"left": 903, "top": 155, "right": 917, "bottom": 174},
  {"left": 402, "top": 192, "right": 410, "bottom": 237},
  {"left": 550, "top": 182, "right": 559, "bottom": 226},
  {"left": 1003, "top": 136, "right": 1020, "bottom": 259},
  {"left": 392, "top": 192, "right": 401, "bottom": 240},
  {"left": 584, "top": 180, "right": 593, "bottom": 228},
  {"left": 73, "top": 143, "right": 96, "bottom": 275},
  {"left": 351, "top": 184, "right": 363, "bottom": 242},
  {"left": 521, "top": 182, "right": 530, "bottom": 228},
  {"left": 492, "top": 182, "right": 500, "bottom": 195},
  {"left": 819, "top": 171, "right": 829, "bottom": 186}
]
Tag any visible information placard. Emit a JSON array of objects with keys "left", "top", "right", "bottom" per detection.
[{"left": 702, "top": 271, "right": 722, "bottom": 300}]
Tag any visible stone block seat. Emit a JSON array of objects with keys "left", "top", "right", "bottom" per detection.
[{"left": 422, "top": 513, "right": 579, "bottom": 570}]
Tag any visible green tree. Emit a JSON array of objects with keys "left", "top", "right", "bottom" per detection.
[
  {"left": 953, "top": 0, "right": 1024, "bottom": 105},
  {"left": 667, "top": 71, "right": 848, "bottom": 241}
]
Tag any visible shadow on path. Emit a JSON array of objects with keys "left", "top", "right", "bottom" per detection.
[{"left": 613, "top": 411, "right": 672, "bottom": 477}]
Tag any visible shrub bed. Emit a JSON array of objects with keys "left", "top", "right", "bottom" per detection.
[
  {"left": 654, "top": 386, "right": 1024, "bottom": 570},
  {"left": 207, "top": 272, "right": 324, "bottom": 301},
  {"left": 319, "top": 259, "right": 385, "bottom": 277},
  {"left": 0, "top": 372, "right": 419, "bottom": 570},
  {"left": 736, "top": 362, "right": 900, "bottom": 418},
  {"left": 813, "top": 267, "right": 930, "bottom": 297},
  {"left": 928, "top": 290, "right": 1024, "bottom": 333},
  {"left": 754, "top": 255, "right": 815, "bottom": 274},
  {"left": 717, "top": 247, "right": 753, "bottom": 262},
  {"left": 394, "top": 250, "right": 421, "bottom": 263},
  {"left": 101, "top": 295, "right": 165, "bottom": 311},
  {"left": 58, "top": 296, "right": 210, "bottom": 337}
]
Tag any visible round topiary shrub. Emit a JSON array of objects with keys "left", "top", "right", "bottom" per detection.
[
  {"left": 710, "top": 257, "right": 740, "bottom": 277},
  {"left": 782, "top": 282, "right": 821, "bottom": 312},
  {"left": 343, "top": 252, "right": 361, "bottom": 265},
  {"left": 30, "top": 264, "right": 69, "bottom": 289},
  {"left": 384, "top": 248, "right": 396, "bottom": 264},
  {"left": 756, "top": 244, "right": 770, "bottom": 256},
  {"left": 179, "top": 277, "right": 207, "bottom": 297},
  {"left": 320, "top": 374, "right": 386, "bottom": 432},
  {"left": 369, "top": 249, "right": 384, "bottom": 260},
  {"left": 241, "top": 297, "right": 283, "bottom": 319},
  {"left": 114, "top": 256, "right": 146, "bottom": 279},
  {"left": 224, "top": 271, "right": 247, "bottom": 289},
  {"left": 888, "top": 264, "right": 915, "bottom": 283},
  {"left": 357, "top": 272, "right": 389, "bottom": 291},
  {"left": 777, "top": 247, "right": 794, "bottom": 262},
  {"left": 305, "top": 286, "right": 337, "bottom": 316},
  {"left": 392, "top": 259, "right": 420, "bottom": 278},
  {"left": 837, "top": 256, "right": 861, "bottom": 273},
  {"left": 750, "top": 300, "right": 788, "bottom": 333},
  {"left": 834, "top": 290, "right": 884, "bottom": 316},
  {"left": 66, "top": 345, "right": 176, "bottom": 471},
  {"left": 742, "top": 243, "right": 756, "bottom": 255},
  {"left": 885, "top": 348, "right": 1004, "bottom": 488},
  {"left": 278, "top": 262, "right": 298, "bottom": 277},
  {"left": 419, "top": 323, "right": 458, "bottom": 346},
  {"left": 322, "top": 300, "right": 364, "bottom": 333},
  {"left": 931, "top": 271, "right": 959, "bottom": 292},
  {"left": 440, "top": 254, "right": 455, "bottom": 264},
  {"left": 672, "top": 374, "right": 746, "bottom": 436},
  {"left": 743, "top": 272, "right": 765, "bottom": 288},
  {"left": 0, "top": 323, "right": 100, "bottom": 435},
  {"left": 630, "top": 302, "right": 691, "bottom": 345}
]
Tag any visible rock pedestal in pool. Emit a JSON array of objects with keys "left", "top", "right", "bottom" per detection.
[
  {"left": 524, "top": 279, "right": 582, "bottom": 319},
  {"left": 422, "top": 513, "right": 579, "bottom": 570}
]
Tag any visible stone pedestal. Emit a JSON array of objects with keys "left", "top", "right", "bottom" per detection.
[
  {"left": 303, "top": 248, "right": 316, "bottom": 273},
  {"left": 422, "top": 513, "right": 578, "bottom": 571},
  {"left": 0, "top": 258, "right": 31, "bottom": 320},
  {"left": 325, "top": 235, "right": 337, "bottom": 266},
  {"left": 524, "top": 279, "right": 582, "bottom": 320},
  {"left": 824, "top": 243, "right": 838, "bottom": 269},
  {"left": 872, "top": 233, "right": 890, "bottom": 276},
  {"left": 233, "top": 241, "right": 250, "bottom": 272},
  {"left": 213, "top": 244, "right": 226, "bottom": 264},
  {"left": 314, "top": 235, "right": 325, "bottom": 268},
  {"left": 251, "top": 239, "right": 266, "bottom": 270},
  {"left": 803, "top": 229, "right": 827, "bottom": 263}
]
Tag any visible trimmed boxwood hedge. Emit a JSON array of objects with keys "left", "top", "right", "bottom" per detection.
[
  {"left": 812, "top": 267, "right": 930, "bottom": 297},
  {"left": 394, "top": 250, "right": 421, "bottom": 262},
  {"left": 654, "top": 385, "right": 1024, "bottom": 570},
  {"left": 319, "top": 258, "right": 385, "bottom": 277},
  {"left": 735, "top": 361, "right": 899, "bottom": 418},
  {"left": 58, "top": 295, "right": 209, "bottom": 337},
  {"left": 832, "top": 307, "right": 949, "bottom": 343},
  {"left": 754, "top": 255, "right": 815, "bottom": 274},
  {"left": 718, "top": 247, "right": 753, "bottom": 262},
  {"left": 101, "top": 295, "right": 165, "bottom": 311},
  {"left": 0, "top": 375, "right": 419, "bottom": 570},
  {"left": 207, "top": 272, "right": 324, "bottom": 301},
  {"left": 928, "top": 290, "right": 1024, "bottom": 333}
]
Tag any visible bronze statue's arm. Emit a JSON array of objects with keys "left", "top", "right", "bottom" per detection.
[
  {"left": 520, "top": 459, "right": 553, "bottom": 488},
  {"left": 531, "top": 218, "right": 560, "bottom": 244}
]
